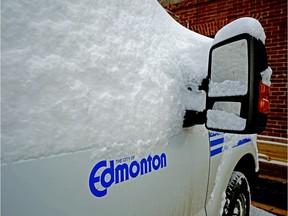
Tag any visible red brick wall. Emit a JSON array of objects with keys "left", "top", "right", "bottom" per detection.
[{"left": 164, "top": 0, "right": 287, "bottom": 138}]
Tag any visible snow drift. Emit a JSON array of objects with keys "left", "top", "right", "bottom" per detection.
[{"left": 2, "top": 0, "right": 212, "bottom": 163}]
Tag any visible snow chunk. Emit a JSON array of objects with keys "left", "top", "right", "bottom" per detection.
[
  {"left": 207, "top": 110, "right": 246, "bottom": 131},
  {"left": 213, "top": 17, "right": 266, "bottom": 45},
  {"left": 208, "top": 80, "right": 247, "bottom": 97},
  {"left": 219, "top": 191, "right": 227, "bottom": 216},
  {"left": 183, "top": 87, "right": 206, "bottom": 111},
  {"left": 261, "top": 67, "right": 273, "bottom": 87}
]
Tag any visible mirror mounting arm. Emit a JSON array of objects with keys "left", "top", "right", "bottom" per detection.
[
  {"left": 182, "top": 78, "right": 209, "bottom": 128},
  {"left": 199, "top": 77, "right": 209, "bottom": 92},
  {"left": 183, "top": 110, "right": 206, "bottom": 128}
]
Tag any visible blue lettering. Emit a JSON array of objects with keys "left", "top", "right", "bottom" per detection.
[
  {"left": 116, "top": 159, "right": 122, "bottom": 164},
  {"left": 101, "top": 161, "right": 114, "bottom": 188},
  {"left": 89, "top": 160, "right": 107, "bottom": 197},
  {"left": 123, "top": 157, "right": 129, "bottom": 162},
  {"left": 115, "top": 163, "right": 129, "bottom": 184},
  {"left": 147, "top": 155, "right": 152, "bottom": 173},
  {"left": 160, "top": 153, "right": 167, "bottom": 168},
  {"left": 152, "top": 155, "right": 161, "bottom": 170},
  {"left": 89, "top": 153, "right": 167, "bottom": 198},
  {"left": 129, "top": 161, "right": 140, "bottom": 178},
  {"left": 140, "top": 158, "right": 148, "bottom": 175}
]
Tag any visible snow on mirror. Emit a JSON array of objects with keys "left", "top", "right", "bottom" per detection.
[
  {"left": 207, "top": 102, "right": 246, "bottom": 131},
  {"left": 209, "top": 39, "right": 248, "bottom": 97}
]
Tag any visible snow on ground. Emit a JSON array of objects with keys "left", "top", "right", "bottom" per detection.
[{"left": 251, "top": 206, "right": 276, "bottom": 216}]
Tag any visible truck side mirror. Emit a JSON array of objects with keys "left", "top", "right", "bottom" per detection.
[{"left": 205, "top": 33, "right": 270, "bottom": 134}]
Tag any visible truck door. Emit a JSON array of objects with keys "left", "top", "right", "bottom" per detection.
[
  {"left": 88, "top": 125, "right": 210, "bottom": 216},
  {"left": 2, "top": 125, "right": 210, "bottom": 216}
]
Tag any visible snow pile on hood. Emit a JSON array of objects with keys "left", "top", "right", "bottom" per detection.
[{"left": 2, "top": 0, "right": 212, "bottom": 163}]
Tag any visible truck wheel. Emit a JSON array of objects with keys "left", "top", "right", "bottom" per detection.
[{"left": 222, "top": 171, "right": 250, "bottom": 216}]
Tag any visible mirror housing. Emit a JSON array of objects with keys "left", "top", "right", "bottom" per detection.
[{"left": 205, "top": 33, "right": 269, "bottom": 134}]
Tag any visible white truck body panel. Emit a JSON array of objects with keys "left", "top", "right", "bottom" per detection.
[
  {"left": 2, "top": 127, "right": 257, "bottom": 216},
  {"left": 2, "top": 126, "right": 213, "bottom": 216}
]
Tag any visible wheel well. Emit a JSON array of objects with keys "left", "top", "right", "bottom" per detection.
[{"left": 233, "top": 154, "right": 258, "bottom": 198}]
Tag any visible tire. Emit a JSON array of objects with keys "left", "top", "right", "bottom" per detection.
[{"left": 222, "top": 171, "right": 250, "bottom": 216}]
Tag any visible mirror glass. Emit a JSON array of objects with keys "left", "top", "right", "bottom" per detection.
[{"left": 209, "top": 39, "right": 248, "bottom": 97}]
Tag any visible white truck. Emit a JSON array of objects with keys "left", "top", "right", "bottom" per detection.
[{"left": 2, "top": 0, "right": 272, "bottom": 216}]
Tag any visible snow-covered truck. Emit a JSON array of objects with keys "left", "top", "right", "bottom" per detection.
[{"left": 2, "top": 0, "right": 272, "bottom": 216}]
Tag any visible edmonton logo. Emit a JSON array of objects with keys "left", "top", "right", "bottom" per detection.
[{"left": 89, "top": 153, "right": 167, "bottom": 197}]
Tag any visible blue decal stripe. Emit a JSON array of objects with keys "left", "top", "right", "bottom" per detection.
[
  {"left": 209, "top": 132, "right": 251, "bottom": 157},
  {"left": 210, "top": 137, "right": 224, "bottom": 147},
  {"left": 209, "top": 132, "right": 223, "bottom": 138},
  {"left": 235, "top": 138, "right": 251, "bottom": 147},
  {"left": 210, "top": 146, "right": 223, "bottom": 157}
]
